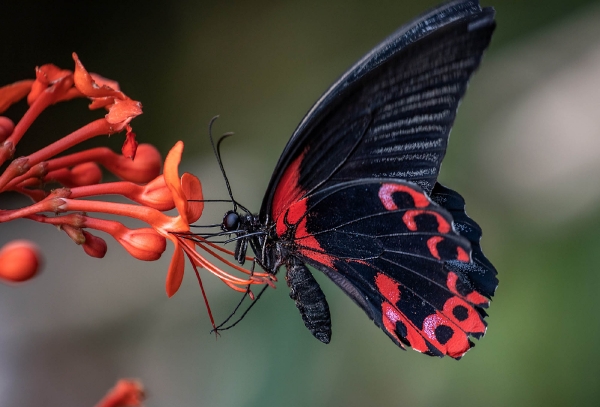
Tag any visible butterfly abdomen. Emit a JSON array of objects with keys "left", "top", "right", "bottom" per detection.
[{"left": 285, "top": 257, "right": 332, "bottom": 344}]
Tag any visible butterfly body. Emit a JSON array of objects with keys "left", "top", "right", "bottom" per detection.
[{"left": 220, "top": 0, "right": 498, "bottom": 359}]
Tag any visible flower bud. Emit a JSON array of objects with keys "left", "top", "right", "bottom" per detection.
[
  {"left": 82, "top": 230, "right": 108, "bottom": 258},
  {"left": 117, "top": 228, "right": 166, "bottom": 261},
  {"left": 70, "top": 162, "right": 102, "bottom": 186},
  {"left": 0, "top": 240, "right": 42, "bottom": 283}
]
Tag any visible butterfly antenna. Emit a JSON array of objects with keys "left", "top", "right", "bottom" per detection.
[
  {"left": 216, "top": 132, "right": 252, "bottom": 215},
  {"left": 209, "top": 116, "right": 237, "bottom": 212},
  {"left": 213, "top": 284, "right": 271, "bottom": 332},
  {"left": 211, "top": 259, "right": 255, "bottom": 331}
]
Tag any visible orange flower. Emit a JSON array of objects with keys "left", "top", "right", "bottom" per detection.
[
  {"left": 160, "top": 141, "right": 203, "bottom": 296},
  {"left": 0, "top": 56, "right": 276, "bottom": 334}
]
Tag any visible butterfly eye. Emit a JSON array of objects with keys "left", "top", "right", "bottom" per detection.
[{"left": 222, "top": 211, "right": 240, "bottom": 231}]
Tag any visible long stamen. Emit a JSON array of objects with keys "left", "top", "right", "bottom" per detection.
[
  {"left": 186, "top": 251, "right": 217, "bottom": 333},
  {"left": 179, "top": 239, "right": 268, "bottom": 286}
]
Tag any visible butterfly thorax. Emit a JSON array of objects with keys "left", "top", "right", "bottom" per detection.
[
  {"left": 222, "top": 209, "right": 333, "bottom": 343},
  {"left": 221, "top": 210, "right": 284, "bottom": 273}
]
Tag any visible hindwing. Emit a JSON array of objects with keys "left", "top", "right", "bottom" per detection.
[{"left": 274, "top": 179, "right": 494, "bottom": 358}]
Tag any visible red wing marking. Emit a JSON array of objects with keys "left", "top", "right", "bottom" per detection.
[
  {"left": 376, "top": 271, "right": 482, "bottom": 358},
  {"left": 402, "top": 210, "right": 451, "bottom": 233},
  {"left": 427, "top": 236, "right": 444, "bottom": 260},
  {"left": 297, "top": 214, "right": 335, "bottom": 268},
  {"left": 375, "top": 273, "right": 400, "bottom": 303},
  {"left": 447, "top": 271, "right": 489, "bottom": 307},
  {"left": 442, "top": 296, "right": 486, "bottom": 334},
  {"left": 273, "top": 179, "right": 335, "bottom": 268},
  {"left": 421, "top": 312, "right": 472, "bottom": 358},
  {"left": 380, "top": 303, "right": 408, "bottom": 350},
  {"left": 422, "top": 314, "right": 445, "bottom": 339},
  {"left": 380, "top": 302, "right": 433, "bottom": 354},
  {"left": 276, "top": 197, "right": 308, "bottom": 237},
  {"left": 279, "top": 198, "right": 334, "bottom": 268},
  {"left": 382, "top": 301, "right": 439, "bottom": 353},
  {"left": 272, "top": 151, "right": 306, "bottom": 224},
  {"left": 456, "top": 246, "right": 470, "bottom": 262},
  {"left": 378, "top": 183, "right": 430, "bottom": 210},
  {"left": 375, "top": 273, "right": 425, "bottom": 351},
  {"left": 286, "top": 197, "right": 307, "bottom": 226},
  {"left": 466, "top": 291, "right": 489, "bottom": 306}
]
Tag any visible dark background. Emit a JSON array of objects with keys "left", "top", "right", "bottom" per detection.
[{"left": 1, "top": 1, "right": 600, "bottom": 406}]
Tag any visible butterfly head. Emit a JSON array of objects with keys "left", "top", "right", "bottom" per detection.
[{"left": 222, "top": 210, "right": 241, "bottom": 232}]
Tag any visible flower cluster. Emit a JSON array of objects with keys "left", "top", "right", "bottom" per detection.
[{"left": 0, "top": 54, "right": 274, "bottom": 308}]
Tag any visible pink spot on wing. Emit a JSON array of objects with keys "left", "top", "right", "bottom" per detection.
[
  {"left": 381, "top": 303, "right": 404, "bottom": 348},
  {"left": 423, "top": 314, "right": 445, "bottom": 341},
  {"left": 378, "top": 183, "right": 429, "bottom": 210}
]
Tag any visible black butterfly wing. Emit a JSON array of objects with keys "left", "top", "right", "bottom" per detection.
[
  {"left": 278, "top": 179, "right": 492, "bottom": 358},
  {"left": 257, "top": 1, "right": 498, "bottom": 358},
  {"left": 430, "top": 182, "right": 498, "bottom": 301},
  {"left": 261, "top": 0, "right": 495, "bottom": 221}
]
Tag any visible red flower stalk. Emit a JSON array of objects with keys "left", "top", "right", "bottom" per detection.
[{"left": 0, "top": 55, "right": 275, "bottom": 316}]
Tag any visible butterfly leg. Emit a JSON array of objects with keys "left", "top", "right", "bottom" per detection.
[
  {"left": 234, "top": 236, "right": 248, "bottom": 265},
  {"left": 286, "top": 257, "right": 332, "bottom": 344}
]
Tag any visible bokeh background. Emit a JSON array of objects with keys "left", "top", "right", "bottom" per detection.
[{"left": 2, "top": 0, "right": 600, "bottom": 406}]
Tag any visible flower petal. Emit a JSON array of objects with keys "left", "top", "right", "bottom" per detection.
[
  {"left": 72, "top": 52, "right": 125, "bottom": 100},
  {"left": 139, "top": 175, "right": 175, "bottom": 210},
  {"left": 106, "top": 98, "right": 143, "bottom": 126},
  {"left": 90, "top": 73, "right": 121, "bottom": 92},
  {"left": 163, "top": 141, "right": 188, "bottom": 221},
  {"left": 166, "top": 238, "right": 185, "bottom": 297},
  {"left": 27, "top": 64, "right": 74, "bottom": 105},
  {"left": 121, "top": 129, "right": 138, "bottom": 159},
  {"left": 181, "top": 172, "right": 203, "bottom": 223}
]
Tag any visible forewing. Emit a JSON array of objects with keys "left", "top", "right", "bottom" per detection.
[
  {"left": 262, "top": 0, "right": 495, "bottom": 220},
  {"left": 276, "top": 179, "right": 490, "bottom": 358}
]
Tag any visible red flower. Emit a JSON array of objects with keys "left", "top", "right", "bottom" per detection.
[{"left": 0, "top": 55, "right": 275, "bottom": 334}]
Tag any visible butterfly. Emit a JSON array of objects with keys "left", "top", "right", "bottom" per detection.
[{"left": 214, "top": 0, "right": 498, "bottom": 359}]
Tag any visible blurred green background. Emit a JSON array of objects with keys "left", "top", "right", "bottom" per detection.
[{"left": 2, "top": 0, "right": 600, "bottom": 406}]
